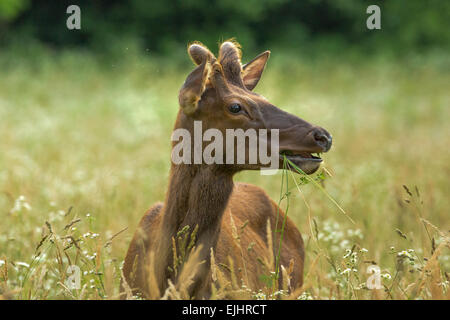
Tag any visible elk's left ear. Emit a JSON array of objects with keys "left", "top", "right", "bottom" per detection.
[
  {"left": 242, "top": 51, "right": 270, "bottom": 91},
  {"left": 179, "top": 59, "right": 211, "bottom": 115}
]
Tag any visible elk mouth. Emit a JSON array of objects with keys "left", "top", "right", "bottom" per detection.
[{"left": 279, "top": 150, "right": 322, "bottom": 174}]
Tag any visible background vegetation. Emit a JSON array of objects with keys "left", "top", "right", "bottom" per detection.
[
  {"left": 1, "top": 0, "right": 449, "bottom": 57},
  {"left": 0, "top": 0, "right": 448, "bottom": 299}
]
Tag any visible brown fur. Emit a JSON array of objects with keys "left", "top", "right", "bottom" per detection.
[{"left": 121, "top": 40, "right": 332, "bottom": 299}]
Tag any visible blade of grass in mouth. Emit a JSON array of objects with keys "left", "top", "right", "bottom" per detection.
[{"left": 284, "top": 155, "right": 355, "bottom": 224}]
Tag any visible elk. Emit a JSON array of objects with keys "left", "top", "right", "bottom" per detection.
[{"left": 121, "top": 40, "right": 332, "bottom": 299}]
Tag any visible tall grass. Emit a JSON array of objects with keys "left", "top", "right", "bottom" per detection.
[{"left": 0, "top": 48, "right": 449, "bottom": 299}]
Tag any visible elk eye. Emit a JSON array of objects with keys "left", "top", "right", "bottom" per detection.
[{"left": 229, "top": 104, "right": 242, "bottom": 113}]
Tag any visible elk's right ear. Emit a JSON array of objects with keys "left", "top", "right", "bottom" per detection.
[{"left": 179, "top": 59, "right": 211, "bottom": 115}]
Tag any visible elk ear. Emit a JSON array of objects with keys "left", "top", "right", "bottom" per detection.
[
  {"left": 188, "top": 43, "right": 214, "bottom": 65},
  {"left": 179, "top": 59, "right": 211, "bottom": 115},
  {"left": 242, "top": 51, "right": 270, "bottom": 91}
]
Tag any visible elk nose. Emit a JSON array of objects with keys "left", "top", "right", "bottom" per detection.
[{"left": 313, "top": 128, "right": 332, "bottom": 152}]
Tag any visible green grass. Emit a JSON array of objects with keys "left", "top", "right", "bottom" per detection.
[{"left": 0, "top": 48, "right": 449, "bottom": 299}]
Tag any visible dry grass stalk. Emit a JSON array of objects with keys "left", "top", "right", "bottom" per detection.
[
  {"left": 176, "top": 244, "right": 205, "bottom": 299},
  {"left": 146, "top": 250, "right": 161, "bottom": 299}
]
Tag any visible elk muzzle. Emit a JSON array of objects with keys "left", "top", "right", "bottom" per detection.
[{"left": 278, "top": 125, "right": 333, "bottom": 174}]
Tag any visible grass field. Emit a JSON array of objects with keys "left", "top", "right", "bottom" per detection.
[{"left": 0, "top": 47, "right": 449, "bottom": 299}]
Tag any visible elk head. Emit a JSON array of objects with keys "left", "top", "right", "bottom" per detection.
[{"left": 175, "top": 40, "right": 332, "bottom": 174}]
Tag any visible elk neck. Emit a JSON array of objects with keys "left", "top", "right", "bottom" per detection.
[
  {"left": 154, "top": 161, "right": 235, "bottom": 293},
  {"left": 163, "top": 163, "right": 234, "bottom": 239}
]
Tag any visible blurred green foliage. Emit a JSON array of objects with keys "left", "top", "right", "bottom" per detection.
[
  {"left": 0, "top": 0, "right": 449, "bottom": 56},
  {"left": 0, "top": 0, "right": 28, "bottom": 20}
]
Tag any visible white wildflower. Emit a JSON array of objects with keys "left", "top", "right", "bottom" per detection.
[
  {"left": 10, "top": 195, "right": 32, "bottom": 214},
  {"left": 341, "top": 268, "right": 352, "bottom": 275},
  {"left": 16, "top": 261, "right": 30, "bottom": 268},
  {"left": 381, "top": 273, "right": 392, "bottom": 280}
]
